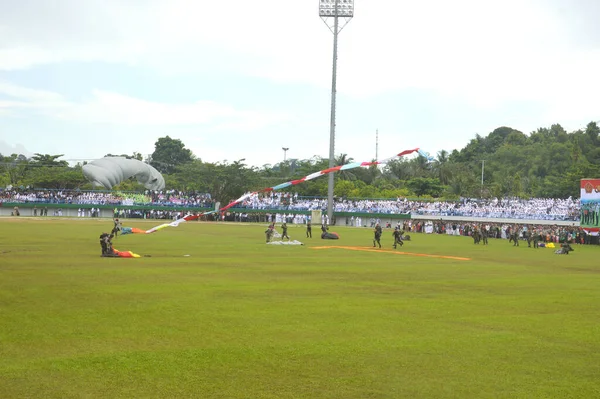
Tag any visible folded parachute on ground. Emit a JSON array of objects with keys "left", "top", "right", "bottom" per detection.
[
  {"left": 113, "top": 248, "right": 141, "bottom": 258},
  {"left": 102, "top": 248, "right": 141, "bottom": 258},
  {"left": 321, "top": 232, "right": 340, "bottom": 240},
  {"left": 120, "top": 227, "right": 148, "bottom": 235}
]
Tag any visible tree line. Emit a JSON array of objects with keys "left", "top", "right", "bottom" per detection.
[{"left": 2, "top": 122, "right": 599, "bottom": 204}]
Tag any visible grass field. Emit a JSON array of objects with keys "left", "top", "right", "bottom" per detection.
[{"left": 1, "top": 217, "right": 599, "bottom": 398}]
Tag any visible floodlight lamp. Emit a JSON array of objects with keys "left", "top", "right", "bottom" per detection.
[{"left": 319, "top": 0, "right": 354, "bottom": 18}]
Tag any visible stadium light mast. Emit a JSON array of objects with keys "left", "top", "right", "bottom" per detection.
[
  {"left": 282, "top": 147, "right": 289, "bottom": 162},
  {"left": 320, "top": 0, "right": 354, "bottom": 224}
]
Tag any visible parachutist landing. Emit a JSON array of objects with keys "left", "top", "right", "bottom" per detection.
[
  {"left": 555, "top": 243, "right": 574, "bottom": 255},
  {"left": 98, "top": 232, "right": 144, "bottom": 258},
  {"left": 99, "top": 233, "right": 118, "bottom": 257}
]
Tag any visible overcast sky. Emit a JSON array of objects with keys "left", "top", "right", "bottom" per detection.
[{"left": 1, "top": 0, "right": 599, "bottom": 166}]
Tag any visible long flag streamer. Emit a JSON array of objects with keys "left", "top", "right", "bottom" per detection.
[{"left": 130, "top": 148, "right": 431, "bottom": 234}]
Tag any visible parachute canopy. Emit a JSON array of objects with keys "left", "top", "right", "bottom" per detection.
[{"left": 82, "top": 157, "right": 165, "bottom": 190}]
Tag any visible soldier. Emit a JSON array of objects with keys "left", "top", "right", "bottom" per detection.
[
  {"left": 531, "top": 228, "right": 539, "bottom": 248},
  {"left": 99, "top": 233, "right": 117, "bottom": 257},
  {"left": 526, "top": 228, "right": 533, "bottom": 247},
  {"left": 265, "top": 225, "right": 274, "bottom": 243},
  {"left": 392, "top": 227, "right": 403, "bottom": 249},
  {"left": 373, "top": 223, "right": 383, "bottom": 248},
  {"left": 512, "top": 225, "right": 520, "bottom": 246},
  {"left": 481, "top": 225, "right": 489, "bottom": 245},
  {"left": 555, "top": 242, "right": 574, "bottom": 255},
  {"left": 281, "top": 222, "right": 290, "bottom": 241},
  {"left": 111, "top": 218, "right": 122, "bottom": 236},
  {"left": 306, "top": 221, "right": 312, "bottom": 238},
  {"left": 472, "top": 225, "right": 481, "bottom": 244}
]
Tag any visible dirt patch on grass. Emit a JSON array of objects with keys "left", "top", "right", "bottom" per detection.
[{"left": 311, "top": 245, "right": 471, "bottom": 261}]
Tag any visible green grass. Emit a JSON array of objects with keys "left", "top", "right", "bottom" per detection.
[{"left": 1, "top": 217, "right": 599, "bottom": 398}]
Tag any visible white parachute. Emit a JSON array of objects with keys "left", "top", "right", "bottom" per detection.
[{"left": 82, "top": 157, "right": 165, "bottom": 190}]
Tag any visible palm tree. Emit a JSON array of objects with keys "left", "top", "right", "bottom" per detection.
[
  {"left": 382, "top": 158, "right": 411, "bottom": 180},
  {"left": 433, "top": 150, "right": 452, "bottom": 185},
  {"left": 334, "top": 153, "right": 356, "bottom": 181},
  {"left": 408, "top": 154, "right": 430, "bottom": 178}
]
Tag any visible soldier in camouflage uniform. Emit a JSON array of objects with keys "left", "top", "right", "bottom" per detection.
[
  {"left": 472, "top": 225, "right": 481, "bottom": 244},
  {"left": 481, "top": 225, "right": 489, "bottom": 245},
  {"left": 281, "top": 222, "right": 290, "bottom": 241},
  {"left": 555, "top": 242, "right": 574, "bottom": 255},
  {"left": 512, "top": 225, "right": 520, "bottom": 246},
  {"left": 373, "top": 224, "right": 382, "bottom": 248},
  {"left": 265, "top": 226, "right": 274, "bottom": 243},
  {"left": 526, "top": 228, "right": 533, "bottom": 247},
  {"left": 392, "top": 227, "right": 404, "bottom": 249}
]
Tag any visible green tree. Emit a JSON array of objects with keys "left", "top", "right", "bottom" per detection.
[
  {"left": 432, "top": 150, "right": 453, "bottom": 185},
  {"left": 103, "top": 152, "right": 144, "bottom": 161},
  {"left": 1, "top": 154, "right": 30, "bottom": 186},
  {"left": 26, "top": 166, "right": 87, "bottom": 189},
  {"left": 585, "top": 121, "right": 599, "bottom": 145},
  {"left": 353, "top": 163, "right": 381, "bottom": 185},
  {"left": 334, "top": 153, "right": 356, "bottom": 181},
  {"left": 150, "top": 136, "right": 194, "bottom": 174},
  {"left": 407, "top": 155, "right": 431, "bottom": 178},
  {"left": 513, "top": 172, "right": 523, "bottom": 197},
  {"left": 405, "top": 177, "right": 444, "bottom": 197},
  {"left": 172, "top": 159, "right": 258, "bottom": 204},
  {"left": 447, "top": 163, "right": 478, "bottom": 197},
  {"left": 505, "top": 131, "right": 528, "bottom": 146},
  {"left": 333, "top": 180, "right": 356, "bottom": 198},
  {"left": 31, "top": 153, "right": 68, "bottom": 167},
  {"left": 382, "top": 158, "right": 411, "bottom": 180}
]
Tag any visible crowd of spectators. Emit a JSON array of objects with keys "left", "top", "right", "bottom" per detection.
[
  {"left": 0, "top": 189, "right": 213, "bottom": 208},
  {"left": 233, "top": 192, "right": 581, "bottom": 221},
  {"left": 0, "top": 188, "right": 582, "bottom": 221}
]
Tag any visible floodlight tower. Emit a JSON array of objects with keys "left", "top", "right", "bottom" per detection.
[
  {"left": 282, "top": 147, "right": 289, "bottom": 162},
  {"left": 319, "top": 0, "right": 354, "bottom": 224}
]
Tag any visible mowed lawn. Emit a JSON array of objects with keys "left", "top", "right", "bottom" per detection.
[{"left": 1, "top": 218, "right": 599, "bottom": 399}]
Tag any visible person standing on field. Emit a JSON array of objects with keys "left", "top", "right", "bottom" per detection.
[
  {"left": 281, "top": 222, "right": 290, "bottom": 241},
  {"left": 373, "top": 223, "right": 382, "bottom": 248},
  {"left": 392, "top": 227, "right": 403, "bottom": 249}
]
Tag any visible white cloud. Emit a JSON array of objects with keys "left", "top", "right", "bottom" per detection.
[
  {"left": 0, "top": 81, "right": 290, "bottom": 129},
  {"left": 1, "top": 0, "right": 600, "bottom": 165},
  {"left": 2, "top": 0, "right": 598, "bottom": 108}
]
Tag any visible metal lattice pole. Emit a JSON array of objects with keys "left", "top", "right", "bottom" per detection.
[{"left": 319, "top": 0, "right": 353, "bottom": 225}]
